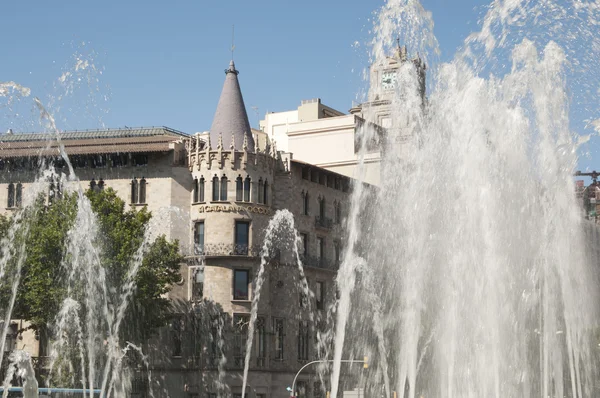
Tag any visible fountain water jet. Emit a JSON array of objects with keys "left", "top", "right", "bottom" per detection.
[{"left": 331, "top": 0, "right": 600, "bottom": 397}]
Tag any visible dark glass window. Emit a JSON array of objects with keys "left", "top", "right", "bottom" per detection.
[
  {"left": 194, "top": 221, "right": 204, "bottom": 254},
  {"left": 256, "top": 317, "right": 266, "bottom": 367},
  {"left": 244, "top": 177, "right": 251, "bottom": 202},
  {"left": 273, "top": 318, "right": 284, "bottom": 360},
  {"left": 171, "top": 317, "right": 183, "bottom": 357},
  {"left": 139, "top": 178, "right": 147, "bottom": 203},
  {"left": 303, "top": 192, "right": 309, "bottom": 215},
  {"left": 133, "top": 153, "right": 148, "bottom": 166},
  {"left": 236, "top": 176, "right": 243, "bottom": 201},
  {"left": 15, "top": 183, "right": 22, "bottom": 208},
  {"left": 302, "top": 167, "right": 309, "bottom": 180},
  {"left": 193, "top": 178, "right": 199, "bottom": 203},
  {"left": 300, "top": 233, "right": 308, "bottom": 256},
  {"left": 263, "top": 180, "right": 269, "bottom": 205},
  {"left": 258, "top": 179, "right": 264, "bottom": 204},
  {"left": 220, "top": 176, "right": 228, "bottom": 201},
  {"left": 319, "top": 197, "right": 325, "bottom": 219},
  {"left": 233, "top": 269, "right": 249, "bottom": 300},
  {"left": 212, "top": 176, "right": 219, "bottom": 201},
  {"left": 131, "top": 178, "right": 138, "bottom": 204},
  {"left": 199, "top": 177, "right": 205, "bottom": 202},
  {"left": 297, "top": 321, "right": 309, "bottom": 360},
  {"left": 7, "top": 183, "right": 14, "bottom": 208},
  {"left": 235, "top": 221, "right": 249, "bottom": 255}
]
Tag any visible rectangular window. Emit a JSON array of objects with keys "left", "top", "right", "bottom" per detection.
[
  {"left": 316, "top": 281, "right": 324, "bottom": 310},
  {"left": 235, "top": 221, "right": 250, "bottom": 255},
  {"left": 194, "top": 221, "right": 204, "bottom": 255},
  {"left": 256, "top": 317, "right": 266, "bottom": 367},
  {"left": 133, "top": 153, "right": 148, "bottom": 166},
  {"left": 233, "top": 269, "right": 249, "bottom": 300},
  {"left": 301, "top": 167, "right": 309, "bottom": 180},
  {"left": 233, "top": 314, "right": 249, "bottom": 367},
  {"left": 297, "top": 381, "right": 307, "bottom": 398},
  {"left": 298, "top": 321, "right": 310, "bottom": 360},
  {"left": 171, "top": 317, "right": 183, "bottom": 357},
  {"left": 334, "top": 241, "right": 340, "bottom": 265},
  {"left": 273, "top": 318, "right": 284, "bottom": 360},
  {"left": 192, "top": 267, "right": 204, "bottom": 301}
]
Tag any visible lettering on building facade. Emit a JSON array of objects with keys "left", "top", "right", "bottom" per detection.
[{"left": 197, "top": 204, "right": 272, "bottom": 215}]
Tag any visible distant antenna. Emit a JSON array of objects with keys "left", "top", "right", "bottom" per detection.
[
  {"left": 251, "top": 105, "right": 260, "bottom": 128},
  {"left": 231, "top": 25, "right": 235, "bottom": 60}
]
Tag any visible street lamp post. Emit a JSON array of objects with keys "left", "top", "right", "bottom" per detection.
[{"left": 290, "top": 357, "right": 368, "bottom": 398}]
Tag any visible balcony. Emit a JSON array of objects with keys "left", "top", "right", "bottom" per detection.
[
  {"left": 300, "top": 255, "right": 338, "bottom": 271},
  {"left": 315, "top": 216, "right": 333, "bottom": 230},
  {"left": 193, "top": 243, "right": 262, "bottom": 257}
]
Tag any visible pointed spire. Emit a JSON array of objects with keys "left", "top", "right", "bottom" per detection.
[
  {"left": 209, "top": 60, "right": 255, "bottom": 152},
  {"left": 230, "top": 133, "right": 236, "bottom": 150},
  {"left": 217, "top": 132, "right": 223, "bottom": 150}
]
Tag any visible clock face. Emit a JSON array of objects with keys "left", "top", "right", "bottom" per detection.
[{"left": 381, "top": 71, "right": 397, "bottom": 90}]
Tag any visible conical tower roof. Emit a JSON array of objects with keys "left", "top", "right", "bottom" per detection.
[{"left": 209, "top": 60, "right": 254, "bottom": 151}]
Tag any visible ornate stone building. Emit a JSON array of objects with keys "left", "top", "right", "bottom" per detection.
[{"left": 0, "top": 59, "right": 360, "bottom": 398}]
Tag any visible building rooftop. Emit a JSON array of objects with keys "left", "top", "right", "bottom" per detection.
[
  {"left": 0, "top": 126, "right": 188, "bottom": 142},
  {"left": 0, "top": 126, "right": 188, "bottom": 158}
]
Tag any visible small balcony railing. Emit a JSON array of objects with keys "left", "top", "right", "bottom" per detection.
[
  {"left": 315, "top": 216, "right": 333, "bottom": 230},
  {"left": 300, "top": 255, "right": 338, "bottom": 271},
  {"left": 193, "top": 243, "right": 262, "bottom": 257}
]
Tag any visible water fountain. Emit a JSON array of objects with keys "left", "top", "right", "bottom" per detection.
[
  {"left": 2, "top": 0, "right": 600, "bottom": 397},
  {"left": 331, "top": 0, "right": 600, "bottom": 397}
]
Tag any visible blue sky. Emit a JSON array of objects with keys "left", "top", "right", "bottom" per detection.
[{"left": 2, "top": 0, "right": 599, "bottom": 174}]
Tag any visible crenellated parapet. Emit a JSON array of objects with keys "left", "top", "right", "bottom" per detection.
[{"left": 188, "top": 132, "right": 277, "bottom": 174}]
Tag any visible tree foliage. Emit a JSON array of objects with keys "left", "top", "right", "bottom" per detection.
[{"left": 0, "top": 187, "right": 182, "bottom": 344}]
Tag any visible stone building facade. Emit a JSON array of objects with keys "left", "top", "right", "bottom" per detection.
[{"left": 0, "top": 60, "right": 360, "bottom": 398}]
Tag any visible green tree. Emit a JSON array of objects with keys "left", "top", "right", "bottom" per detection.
[{"left": 0, "top": 187, "right": 182, "bottom": 345}]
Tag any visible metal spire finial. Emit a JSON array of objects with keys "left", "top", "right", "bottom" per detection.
[{"left": 231, "top": 25, "right": 235, "bottom": 61}]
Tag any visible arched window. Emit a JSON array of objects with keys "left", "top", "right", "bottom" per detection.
[
  {"left": 302, "top": 191, "right": 309, "bottom": 215},
  {"left": 244, "top": 177, "right": 251, "bottom": 202},
  {"left": 220, "top": 175, "right": 228, "bottom": 201},
  {"left": 15, "top": 183, "right": 22, "bottom": 208},
  {"left": 7, "top": 183, "right": 14, "bottom": 208},
  {"left": 98, "top": 178, "right": 105, "bottom": 190},
  {"left": 193, "top": 178, "right": 199, "bottom": 203},
  {"left": 334, "top": 201, "right": 342, "bottom": 224},
  {"left": 131, "top": 178, "right": 138, "bottom": 204},
  {"left": 319, "top": 196, "right": 325, "bottom": 219},
  {"left": 236, "top": 176, "right": 243, "bottom": 201},
  {"left": 258, "top": 178, "right": 264, "bottom": 204},
  {"left": 199, "top": 177, "right": 205, "bottom": 202},
  {"left": 90, "top": 178, "right": 97, "bottom": 191},
  {"left": 212, "top": 175, "right": 219, "bottom": 201},
  {"left": 139, "top": 178, "right": 147, "bottom": 204},
  {"left": 263, "top": 180, "right": 269, "bottom": 205}
]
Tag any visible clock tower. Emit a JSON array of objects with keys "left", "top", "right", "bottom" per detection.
[{"left": 350, "top": 43, "right": 426, "bottom": 129}]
